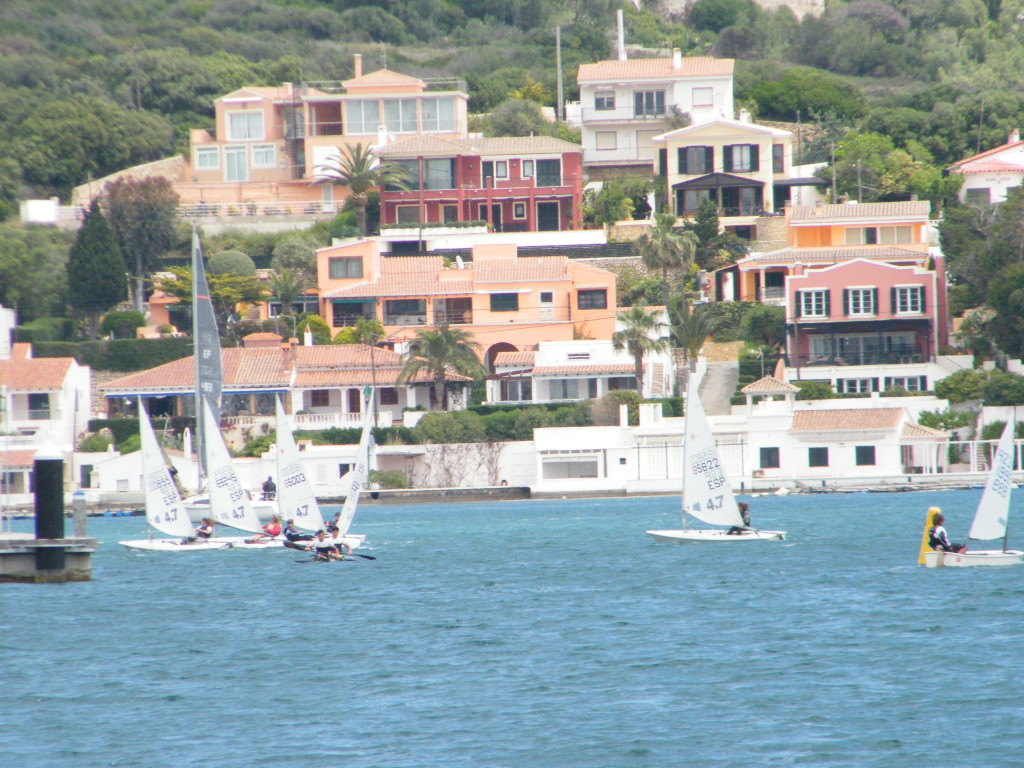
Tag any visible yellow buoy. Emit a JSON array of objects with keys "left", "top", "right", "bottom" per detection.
[{"left": 919, "top": 506, "right": 941, "bottom": 564}]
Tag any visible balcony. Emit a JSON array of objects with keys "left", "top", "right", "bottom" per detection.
[
  {"left": 384, "top": 313, "right": 428, "bottom": 326},
  {"left": 28, "top": 409, "right": 52, "bottom": 421},
  {"left": 178, "top": 201, "right": 345, "bottom": 218},
  {"left": 789, "top": 350, "right": 926, "bottom": 368},
  {"left": 435, "top": 310, "right": 473, "bottom": 325}
]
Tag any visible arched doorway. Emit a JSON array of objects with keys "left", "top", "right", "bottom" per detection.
[{"left": 486, "top": 342, "right": 518, "bottom": 373}]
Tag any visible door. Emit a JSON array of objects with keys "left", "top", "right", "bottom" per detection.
[
  {"left": 537, "top": 201, "right": 559, "bottom": 231},
  {"left": 347, "top": 388, "right": 361, "bottom": 414},
  {"left": 480, "top": 203, "right": 502, "bottom": 232},
  {"left": 539, "top": 290, "right": 554, "bottom": 320}
]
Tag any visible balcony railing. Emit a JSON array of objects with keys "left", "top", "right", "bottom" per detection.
[
  {"left": 28, "top": 409, "right": 52, "bottom": 421},
  {"left": 789, "top": 351, "right": 926, "bottom": 367},
  {"left": 435, "top": 310, "right": 473, "bottom": 325},
  {"left": 332, "top": 313, "right": 375, "bottom": 328},
  {"left": 178, "top": 201, "right": 345, "bottom": 218},
  {"left": 384, "top": 313, "right": 428, "bottom": 326}
]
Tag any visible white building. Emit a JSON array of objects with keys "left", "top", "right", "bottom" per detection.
[
  {"left": 947, "top": 129, "right": 1024, "bottom": 206},
  {"left": 575, "top": 50, "right": 734, "bottom": 173}
]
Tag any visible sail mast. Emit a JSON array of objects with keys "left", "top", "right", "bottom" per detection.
[{"left": 192, "top": 227, "right": 222, "bottom": 480}]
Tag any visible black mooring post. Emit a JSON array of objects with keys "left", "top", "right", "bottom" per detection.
[{"left": 34, "top": 453, "right": 65, "bottom": 572}]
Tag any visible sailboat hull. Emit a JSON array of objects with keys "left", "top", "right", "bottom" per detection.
[
  {"left": 218, "top": 534, "right": 366, "bottom": 550},
  {"left": 923, "top": 549, "right": 1024, "bottom": 568},
  {"left": 646, "top": 529, "right": 785, "bottom": 543},
  {"left": 185, "top": 497, "right": 278, "bottom": 524},
  {"left": 120, "top": 538, "right": 232, "bottom": 552}
]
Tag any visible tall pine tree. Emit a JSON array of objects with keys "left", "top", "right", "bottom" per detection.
[{"left": 68, "top": 199, "right": 126, "bottom": 339}]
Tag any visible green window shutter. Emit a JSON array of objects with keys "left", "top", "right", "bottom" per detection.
[
  {"left": 723, "top": 146, "right": 733, "bottom": 173},
  {"left": 872, "top": 288, "right": 878, "bottom": 313},
  {"left": 919, "top": 287, "right": 927, "bottom": 312},
  {"left": 843, "top": 289, "right": 849, "bottom": 316},
  {"left": 750, "top": 145, "right": 759, "bottom": 172},
  {"left": 678, "top": 148, "right": 687, "bottom": 174},
  {"left": 890, "top": 287, "right": 897, "bottom": 313},
  {"left": 705, "top": 146, "right": 714, "bottom": 173},
  {"left": 794, "top": 291, "right": 802, "bottom": 317},
  {"left": 824, "top": 290, "right": 831, "bottom": 317}
]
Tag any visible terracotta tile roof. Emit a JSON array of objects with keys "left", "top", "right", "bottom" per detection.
[
  {"left": 343, "top": 69, "right": 423, "bottom": 88},
  {"left": 578, "top": 57, "right": 733, "bottom": 82},
  {"left": 0, "top": 358, "right": 73, "bottom": 391},
  {"left": 11, "top": 343, "right": 30, "bottom": 360},
  {"left": 0, "top": 449, "right": 36, "bottom": 468},
  {"left": 102, "top": 349, "right": 290, "bottom": 394},
  {"left": 790, "top": 201, "right": 931, "bottom": 222},
  {"left": 475, "top": 256, "right": 571, "bottom": 284},
  {"left": 902, "top": 422, "right": 948, "bottom": 439},
  {"left": 295, "top": 368, "right": 471, "bottom": 387},
  {"left": 324, "top": 256, "right": 475, "bottom": 298},
  {"left": 742, "top": 246, "right": 927, "bottom": 266},
  {"left": 948, "top": 137, "right": 1024, "bottom": 170},
  {"left": 532, "top": 363, "right": 636, "bottom": 375},
  {"left": 791, "top": 408, "right": 904, "bottom": 432},
  {"left": 295, "top": 345, "right": 404, "bottom": 369},
  {"left": 243, "top": 333, "right": 283, "bottom": 341},
  {"left": 958, "top": 160, "right": 1024, "bottom": 174},
  {"left": 741, "top": 376, "right": 800, "bottom": 394},
  {"left": 494, "top": 351, "right": 535, "bottom": 366}
]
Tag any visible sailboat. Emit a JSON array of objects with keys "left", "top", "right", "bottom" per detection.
[
  {"left": 333, "top": 387, "right": 374, "bottom": 548},
  {"left": 274, "top": 394, "right": 365, "bottom": 550},
  {"left": 922, "top": 419, "right": 1024, "bottom": 567},
  {"left": 120, "top": 399, "right": 230, "bottom": 551},
  {"left": 647, "top": 377, "right": 785, "bottom": 543}
]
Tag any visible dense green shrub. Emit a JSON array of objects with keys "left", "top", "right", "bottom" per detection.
[
  {"left": 14, "top": 317, "right": 74, "bottom": 343},
  {"left": 78, "top": 433, "right": 113, "bottom": 452},
  {"left": 35, "top": 337, "right": 191, "bottom": 371},
  {"left": 101, "top": 311, "right": 146, "bottom": 339},
  {"left": 369, "top": 469, "right": 408, "bottom": 489},
  {"left": 705, "top": 301, "right": 757, "bottom": 342}
]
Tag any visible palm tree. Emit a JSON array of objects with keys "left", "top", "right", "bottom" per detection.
[
  {"left": 612, "top": 304, "right": 671, "bottom": 396},
  {"left": 268, "top": 268, "right": 307, "bottom": 336},
  {"left": 397, "top": 324, "right": 486, "bottom": 410},
  {"left": 670, "top": 301, "right": 720, "bottom": 373},
  {"left": 315, "top": 143, "right": 412, "bottom": 235},
  {"left": 634, "top": 213, "right": 698, "bottom": 305}
]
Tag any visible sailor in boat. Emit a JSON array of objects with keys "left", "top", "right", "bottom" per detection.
[
  {"left": 928, "top": 512, "right": 968, "bottom": 554},
  {"left": 246, "top": 514, "right": 282, "bottom": 544},
  {"left": 261, "top": 476, "right": 277, "bottom": 500},
  {"left": 328, "top": 524, "right": 353, "bottom": 558},
  {"left": 727, "top": 502, "right": 752, "bottom": 535},
  {"left": 283, "top": 519, "right": 314, "bottom": 543},
  {"left": 181, "top": 517, "right": 216, "bottom": 545}
]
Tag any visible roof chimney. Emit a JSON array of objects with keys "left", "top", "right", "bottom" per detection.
[
  {"left": 672, "top": 48, "right": 682, "bottom": 70},
  {"left": 617, "top": 9, "right": 626, "bottom": 61},
  {"left": 353, "top": 53, "right": 363, "bottom": 78},
  {"left": 1010, "top": 128, "right": 1020, "bottom": 145}
]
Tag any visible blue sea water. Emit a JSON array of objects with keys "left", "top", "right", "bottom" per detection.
[{"left": 1, "top": 489, "right": 1022, "bottom": 768}]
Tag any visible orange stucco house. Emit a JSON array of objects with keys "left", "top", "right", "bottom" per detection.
[{"left": 316, "top": 238, "right": 618, "bottom": 368}]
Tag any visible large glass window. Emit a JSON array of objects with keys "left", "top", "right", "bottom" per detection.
[
  {"left": 328, "top": 257, "right": 363, "bottom": 279},
  {"left": 490, "top": 293, "right": 519, "bottom": 312},
  {"left": 550, "top": 379, "right": 579, "bottom": 399},
  {"left": 577, "top": 289, "right": 607, "bottom": 310},
  {"left": 536, "top": 159, "right": 561, "bottom": 187},
  {"left": 424, "top": 158, "right": 455, "bottom": 190},
  {"left": 227, "top": 111, "right": 264, "bottom": 140},
  {"left": 500, "top": 379, "right": 532, "bottom": 401},
  {"left": 421, "top": 97, "right": 455, "bottom": 131},
  {"left": 224, "top": 146, "right": 248, "bottom": 182},
  {"left": 724, "top": 144, "right": 758, "bottom": 172},
  {"left": 772, "top": 144, "right": 784, "bottom": 173},
  {"left": 28, "top": 393, "right": 50, "bottom": 420},
  {"left": 345, "top": 100, "right": 380, "bottom": 134},
  {"left": 384, "top": 99, "right": 418, "bottom": 132},
  {"left": 389, "top": 160, "right": 420, "bottom": 190},
  {"left": 633, "top": 90, "right": 665, "bottom": 116}
]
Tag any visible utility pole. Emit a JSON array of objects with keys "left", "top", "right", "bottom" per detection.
[
  {"left": 367, "top": 334, "right": 379, "bottom": 428},
  {"left": 857, "top": 159, "right": 862, "bottom": 203},
  {"left": 831, "top": 142, "right": 837, "bottom": 202},
  {"left": 556, "top": 26, "right": 564, "bottom": 122}
]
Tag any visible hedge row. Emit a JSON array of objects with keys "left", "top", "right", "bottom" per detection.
[{"left": 34, "top": 337, "right": 192, "bottom": 371}]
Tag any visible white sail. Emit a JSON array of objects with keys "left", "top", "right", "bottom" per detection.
[
  {"left": 275, "top": 395, "right": 322, "bottom": 532},
  {"left": 139, "top": 400, "right": 194, "bottom": 539},
  {"left": 201, "top": 398, "right": 263, "bottom": 534},
  {"left": 681, "top": 379, "right": 744, "bottom": 529},
  {"left": 336, "top": 388, "right": 374, "bottom": 536},
  {"left": 969, "top": 419, "right": 1015, "bottom": 541},
  {"left": 192, "top": 228, "right": 222, "bottom": 479}
]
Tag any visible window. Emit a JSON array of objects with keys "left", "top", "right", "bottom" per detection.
[
  {"left": 772, "top": 144, "right": 784, "bottom": 173},
  {"left": 797, "top": 289, "right": 829, "bottom": 317},
  {"left": 328, "top": 257, "right": 363, "bottom": 279},
  {"left": 678, "top": 146, "right": 712, "bottom": 175},
  {"left": 442, "top": 204, "right": 458, "bottom": 223},
  {"left": 387, "top": 299, "right": 425, "bottom": 316},
  {"left": 252, "top": 143, "right": 275, "bottom": 168},
  {"left": 608, "top": 376, "right": 637, "bottom": 391},
  {"left": 808, "top": 447, "right": 829, "bottom": 467},
  {"left": 424, "top": 158, "right": 455, "bottom": 190},
  {"left": 522, "top": 160, "right": 534, "bottom": 177},
  {"left": 310, "top": 390, "right": 330, "bottom": 407},
  {"left": 692, "top": 87, "right": 713, "bottom": 107},
  {"left": 682, "top": 188, "right": 712, "bottom": 212},
  {"left": 596, "top": 131, "right": 617, "bottom": 150},
  {"left": 28, "top": 393, "right": 50, "bottom": 420},
  {"left": 760, "top": 447, "right": 780, "bottom": 469},
  {"left": 588, "top": 378, "right": 599, "bottom": 398},
  {"left": 513, "top": 202, "right": 526, "bottom": 219},
  {"left": 421, "top": 97, "right": 455, "bottom": 131},
  {"left": 884, "top": 376, "right": 926, "bottom": 392},
  {"left": 346, "top": 100, "right": 380, "bottom": 134},
  {"left": 384, "top": 99, "right": 418, "bottom": 132},
  {"left": 490, "top": 293, "right": 519, "bottom": 312},
  {"left": 879, "top": 225, "right": 913, "bottom": 244},
  {"left": 195, "top": 147, "right": 219, "bottom": 170},
  {"left": 395, "top": 205, "right": 421, "bottom": 224},
  {"left": 965, "top": 188, "right": 992, "bottom": 207},
  {"left": 550, "top": 379, "right": 579, "bottom": 399},
  {"left": 536, "top": 159, "right": 561, "bottom": 187},
  {"left": 595, "top": 91, "right": 615, "bottom": 110},
  {"left": 540, "top": 291, "right": 553, "bottom": 303},
  {"left": 388, "top": 159, "right": 419, "bottom": 190},
  {"left": 500, "top": 378, "right": 532, "bottom": 401},
  {"left": 633, "top": 90, "right": 665, "bottom": 116},
  {"left": 723, "top": 144, "right": 758, "bottom": 173},
  {"left": 224, "top": 146, "right": 248, "bottom": 182},
  {"left": 838, "top": 378, "right": 876, "bottom": 394},
  {"left": 844, "top": 288, "right": 876, "bottom": 316},
  {"left": 855, "top": 446, "right": 876, "bottom": 466},
  {"left": 844, "top": 227, "right": 878, "bottom": 245},
  {"left": 893, "top": 286, "right": 924, "bottom": 314},
  {"left": 577, "top": 289, "right": 607, "bottom": 310},
  {"left": 379, "top": 388, "right": 398, "bottom": 405},
  {"left": 494, "top": 161, "right": 508, "bottom": 179},
  {"left": 227, "top": 111, "right": 264, "bottom": 140}
]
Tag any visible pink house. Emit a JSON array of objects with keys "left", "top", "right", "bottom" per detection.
[{"left": 787, "top": 258, "right": 949, "bottom": 392}]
